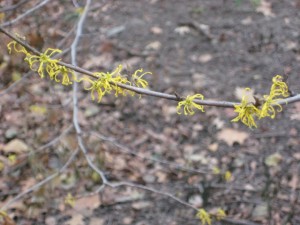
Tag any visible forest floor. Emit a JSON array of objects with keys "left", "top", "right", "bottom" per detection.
[{"left": 0, "top": 0, "right": 300, "bottom": 224}]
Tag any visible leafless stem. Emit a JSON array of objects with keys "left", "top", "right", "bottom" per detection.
[
  {"left": 0, "top": 72, "right": 31, "bottom": 97},
  {"left": 108, "top": 181, "right": 198, "bottom": 210},
  {"left": 0, "top": 0, "right": 28, "bottom": 13},
  {"left": 90, "top": 131, "right": 209, "bottom": 174},
  {"left": 1, "top": 0, "right": 50, "bottom": 27},
  {"left": 0, "top": 148, "right": 79, "bottom": 210},
  {"left": 1, "top": 26, "right": 299, "bottom": 108}
]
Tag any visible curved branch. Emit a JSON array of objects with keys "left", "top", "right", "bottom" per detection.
[{"left": 0, "top": 26, "right": 299, "bottom": 109}]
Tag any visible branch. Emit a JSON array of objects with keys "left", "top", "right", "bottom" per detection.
[
  {"left": 0, "top": 148, "right": 79, "bottom": 210},
  {"left": 0, "top": 26, "right": 299, "bottom": 108},
  {"left": 0, "top": 0, "right": 28, "bottom": 13},
  {"left": 90, "top": 131, "right": 209, "bottom": 174},
  {"left": 1, "top": 0, "right": 50, "bottom": 27},
  {"left": 0, "top": 72, "right": 31, "bottom": 97}
]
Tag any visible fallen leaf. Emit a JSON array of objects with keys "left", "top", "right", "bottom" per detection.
[
  {"left": 265, "top": 153, "right": 282, "bottom": 167},
  {"left": 151, "top": 26, "right": 163, "bottom": 34},
  {"left": 188, "top": 194, "right": 203, "bottom": 208},
  {"left": 65, "top": 214, "right": 84, "bottom": 225},
  {"left": 208, "top": 143, "right": 218, "bottom": 152},
  {"left": 122, "top": 217, "right": 133, "bottom": 225},
  {"left": 256, "top": 0, "right": 274, "bottom": 17},
  {"left": 29, "top": 105, "right": 47, "bottom": 115},
  {"left": 145, "top": 41, "right": 161, "bottom": 51},
  {"left": 174, "top": 26, "right": 191, "bottom": 36},
  {"left": 244, "top": 184, "right": 255, "bottom": 191},
  {"left": 290, "top": 102, "right": 300, "bottom": 121},
  {"left": 241, "top": 16, "right": 253, "bottom": 25},
  {"left": 288, "top": 174, "right": 298, "bottom": 190},
  {"left": 74, "top": 195, "right": 101, "bottom": 213},
  {"left": 198, "top": 53, "right": 213, "bottom": 63},
  {"left": 89, "top": 218, "right": 105, "bottom": 225},
  {"left": 132, "top": 201, "right": 152, "bottom": 210},
  {"left": 217, "top": 128, "right": 249, "bottom": 146},
  {"left": 252, "top": 203, "right": 268, "bottom": 220},
  {"left": 83, "top": 53, "right": 113, "bottom": 70},
  {"left": 212, "top": 117, "right": 224, "bottom": 130},
  {"left": 3, "top": 139, "right": 29, "bottom": 153},
  {"left": 45, "top": 216, "right": 56, "bottom": 225}
]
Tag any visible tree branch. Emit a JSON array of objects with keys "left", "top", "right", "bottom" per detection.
[{"left": 0, "top": 26, "right": 299, "bottom": 108}]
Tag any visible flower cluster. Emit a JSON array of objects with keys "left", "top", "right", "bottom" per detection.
[
  {"left": 232, "top": 75, "right": 289, "bottom": 128},
  {"left": 84, "top": 65, "right": 151, "bottom": 102},
  {"left": 7, "top": 41, "right": 73, "bottom": 86},
  {"left": 196, "top": 208, "right": 226, "bottom": 225},
  {"left": 231, "top": 88, "right": 260, "bottom": 128},
  {"left": 7, "top": 39, "right": 152, "bottom": 102},
  {"left": 177, "top": 94, "right": 205, "bottom": 115}
]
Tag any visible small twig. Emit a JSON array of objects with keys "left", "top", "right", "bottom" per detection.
[
  {"left": 90, "top": 131, "right": 209, "bottom": 174},
  {"left": 5, "top": 125, "right": 73, "bottom": 175},
  {"left": 1, "top": 148, "right": 79, "bottom": 210},
  {"left": 1, "top": 0, "right": 50, "bottom": 27},
  {"left": 108, "top": 181, "right": 198, "bottom": 210},
  {"left": 0, "top": 0, "right": 28, "bottom": 13},
  {"left": 0, "top": 72, "right": 31, "bottom": 97},
  {"left": 1, "top": 26, "right": 299, "bottom": 108}
]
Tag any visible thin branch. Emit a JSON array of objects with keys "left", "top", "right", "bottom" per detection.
[
  {"left": 70, "top": 0, "right": 109, "bottom": 184},
  {"left": 0, "top": 72, "right": 31, "bottom": 97},
  {"left": 0, "top": 26, "right": 299, "bottom": 108},
  {"left": 27, "top": 125, "right": 73, "bottom": 156},
  {"left": 90, "top": 131, "right": 209, "bottom": 174},
  {"left": 6, "top": 125, "right": 74, "bottom": 175},
  {"left": 108, "top": 181, "right": 198, "bottom": 210},
  {"left": 0, "top": 0, "right": 28, "bottom": 13},
  {"left": 1, "top": 0, "right": 50, "bottom": 27},
  {"left": 0, "top": 148, "right": 79, "bottom": 210}
]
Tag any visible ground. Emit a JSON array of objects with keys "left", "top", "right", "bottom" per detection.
[{"left": 0, "top": 0, "right": 300, "bottom": 225}]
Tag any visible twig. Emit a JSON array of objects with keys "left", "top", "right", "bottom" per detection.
[
  {"left": 0, "top": 0, "right": 28, "bottom": 13},
  {"left": 90, "top": 131, "right": 209, "bottom": 174},
  {"left": 5, "top": 125, "right": 74, "bottom": 175},
  {"left": 0, "top": 148, "right": 79, "bottom": 210},
  {"left": 1, "top": 0, "right": 50, "bottom": 27},
  {"left": 70, "top": 0, "right": 109, "bottom": 185},
  {"left": 0, "top": 72, "right": 31, "bottom": 97},
  {"left": 108, "top": 181, "right": 198, "bottom": 210}
]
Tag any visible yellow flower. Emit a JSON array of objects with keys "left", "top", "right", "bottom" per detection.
[
  {"left": 216, "top": 208, "right": 226, "bottom": 220},
  {"left": 131, "top": 68, "right": 151, "bottom": 89},
  {"left": 85, "top": 77, "right": 106, "bottom": 102},
  {"left": 84, "top": 65, "right": 131, "bottom": 102},
  {"left": 196, "top": 209, "right": 212, "bottom": 225},
  {"left": 259, "top": 94, "right": 282, "bottom": 119},
  {"left": 50, "top": 66, "right": 74, "bottom": 86},
  {"left": 231, "top": 88, "right": 260, "bottom": 128},
  {"left": 7, "top": 40, "right": 28, "bottom": 55},
  {"left": 212, "top": 166, "right": 221, "bottom": 175},
  {"left": 259, "top": 75, "right": 288, "bottom": 119},
  {"left": 270, "top": 75, "right": 289, "bottom": 97},
  {"left": 224, "top": 171, "right": 232, "bottom": 182},
  {"left": 26, "top": 48, "right": 61, "bottom": 78},
  {"left": 64, "top": 193, "right": 76, "bottom": 208},
  {"left": 112, "top": 75, "right": 131, "bottom": 97},
  {"left": 177, "top": 94, "right": 205, "bottom": 116}
]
